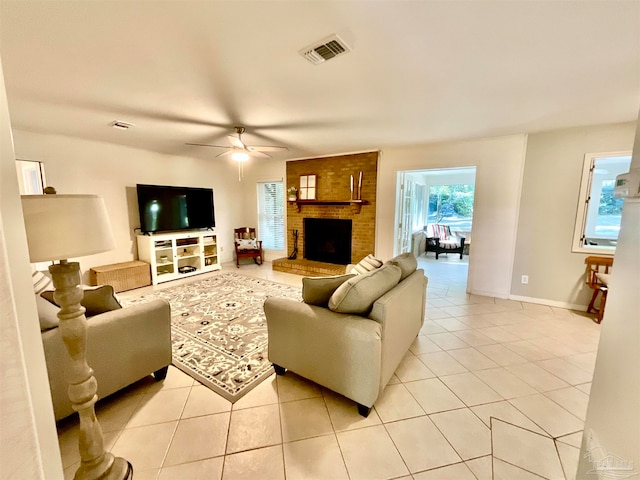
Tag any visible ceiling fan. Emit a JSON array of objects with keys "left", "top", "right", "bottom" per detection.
[{"left": 186, "top": 126, "right": 289, "bottom": 162}]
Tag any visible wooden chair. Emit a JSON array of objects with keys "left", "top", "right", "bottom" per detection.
[
  {"left": 424, "top": 224, "right": 466, "bottom": 260},
  {"left": 234, "top": 227, "right": 263, "bottom": 267},
  {"left": 585, "top": 256, "right": 613, "bottom": 324}
]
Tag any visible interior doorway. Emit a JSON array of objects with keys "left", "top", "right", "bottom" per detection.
[{"left": 395, "top": 167, "right": 477, "bottom": 294}]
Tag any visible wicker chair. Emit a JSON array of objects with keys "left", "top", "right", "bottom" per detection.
[{"left": 234, "top": 227, "right": 263, "bottom": 267}]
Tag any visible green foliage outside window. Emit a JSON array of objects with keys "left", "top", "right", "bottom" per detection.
[{"left": 428, "top": 185, "right": 475, "bottom": 224}]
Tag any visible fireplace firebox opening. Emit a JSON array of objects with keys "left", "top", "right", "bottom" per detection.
[{"left": 304, "top": 218, "right": 352, "bottom": 265}]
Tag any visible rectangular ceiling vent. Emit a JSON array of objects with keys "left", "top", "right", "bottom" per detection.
[{"left": 299, "top": 34, "right": 351, "bottom": 65}]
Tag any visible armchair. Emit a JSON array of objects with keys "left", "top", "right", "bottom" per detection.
[
  {"left": 424, "top": 224, "right": 465, "bottom": 260},
  {"left": 234, "top": 227, "right": 263, "bottom": 267}
]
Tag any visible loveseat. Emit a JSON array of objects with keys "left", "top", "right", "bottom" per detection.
[
  {"left": 36, "top": 286, "right": 172, "bottom": 421},
  {"left": 264, "top": 253, "right": 427, "bottom": 416}
]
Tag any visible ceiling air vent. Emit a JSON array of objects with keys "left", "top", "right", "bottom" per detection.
[{"left": 299, "top": 34, "right": 351, "bottom": 65}]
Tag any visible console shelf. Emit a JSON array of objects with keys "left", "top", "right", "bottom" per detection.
[
  {"left": 137, "top": 231, "right": 221, "bottom": 285},
  {"left": 289, "top": 199, "right": 366, "bottom": 213}
]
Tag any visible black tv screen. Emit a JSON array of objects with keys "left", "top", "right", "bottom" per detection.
[{"left": 137, "top": 184, "right": 215, "bottom": 234}]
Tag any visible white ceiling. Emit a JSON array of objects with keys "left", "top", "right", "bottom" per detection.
[{"left": 1, "top": 1, "right": 639, "bottom": 163}]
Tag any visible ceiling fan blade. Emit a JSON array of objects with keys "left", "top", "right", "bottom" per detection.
[
  {"left": 186, "top": 142, "right": 230, "bottom": 149},
  {"left": 216, "top": 150, "right": 233, "bottom": 158},
  {"left": 248, "top": 145, "right": 289, "bottom": 152},
  {"left": 228, "top": 134, "right": 246, "bottom": 150},
  {"left": 251, "top": 151, "right": 271, "bottom": 159}
]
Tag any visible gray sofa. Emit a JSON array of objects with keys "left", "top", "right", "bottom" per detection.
[
  {"left": 264, "top": 253, "right": 427, "bottom": 416},
  {"left": 37, "top": 291, "right": 172, "bottom": 421}
]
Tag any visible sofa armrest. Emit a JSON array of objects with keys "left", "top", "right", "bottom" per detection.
[
  {"left": 42, "top": 298, "right": 172, "bottom": 420},
  {"left": 369, "top": 269, "right": 427, "bottom": 387},
  {"left": 264, "top": 297, "right": 382, "bottom": 406}
]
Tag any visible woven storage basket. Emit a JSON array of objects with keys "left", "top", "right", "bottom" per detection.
[{"left": 89, "top": 261, "right": 151, "bottom": 292}]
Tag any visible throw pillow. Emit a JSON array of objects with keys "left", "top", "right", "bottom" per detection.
[
  {"left": 349, "top": 254, "right": 383, "bottom": 275},
  {"left": 388, "top": 252, "right": 417, "bottom": 281},
  {"left": 41, "top": 285, "right": 122, "bottom": 317},
  {"left": 302, "top": 273, "right": 355, "bottom": 306},
  {"left": 329, "top": 263, "right": 401, "bottom": 315},
  {"left": 36, "top": 294, "right": 60, "bottom": 331},
  {"left": 236, "top": 238, "right": 257, "bottom": 250}
]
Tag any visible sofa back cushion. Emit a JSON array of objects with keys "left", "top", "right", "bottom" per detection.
[
  {"left": 329, "top": 263, "right": 401, "bottom": 315},
  {"left": 302, "top": 273, "right": 356, "bottom": 306},
  {"left": 388, "top": 252, "right": 418, "bottom": 281}
]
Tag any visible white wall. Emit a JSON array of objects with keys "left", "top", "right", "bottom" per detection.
[
  {"left": 377, "top": 134, "right": 527, "bottom": 299},
  {"left": 12, "top": 130, "right": 244, "bottom": 274},
  {"left": 510, "top": 122, "right": 636, "bottom": 308},
  {"left": 577, "top": 114, "right": 640, "bottom": 478},
  {"left": 0, "top": 60, "right": 63, "bottom": 479}
]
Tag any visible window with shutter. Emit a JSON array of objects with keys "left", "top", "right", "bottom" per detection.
[
  {"left": 572, "top": 152, "right": 631, "bottom": 254},
  {"left": 257, "top": 181, "right": 285, "bottom": 250}
]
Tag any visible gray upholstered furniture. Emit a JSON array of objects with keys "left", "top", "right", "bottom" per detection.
[
  {"left": 264, "top": 253, "right": 427, "bottom": 417},
  {"left": 37, "top": 291, "right": 172, "bottom": 421}
]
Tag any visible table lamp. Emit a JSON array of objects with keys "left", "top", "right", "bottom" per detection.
[{"left": 21, "top": 194, "right": 132, "bottom": 480}]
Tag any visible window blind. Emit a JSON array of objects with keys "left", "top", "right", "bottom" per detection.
[{"left": 257, "top": 181, "right": 285, "bottom": 250}]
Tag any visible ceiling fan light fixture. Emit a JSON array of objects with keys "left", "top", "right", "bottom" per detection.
[{"left": 232, "top": 151, "right": 249, "bottom": 162}]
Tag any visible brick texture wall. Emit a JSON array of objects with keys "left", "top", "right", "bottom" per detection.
[{"left": 286, "top": 151, "right": 378, "bottom": 264}]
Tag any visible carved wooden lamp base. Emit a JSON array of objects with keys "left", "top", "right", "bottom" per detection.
[{"left": 50, "top": 261, "right": 132, "bottom": 480}]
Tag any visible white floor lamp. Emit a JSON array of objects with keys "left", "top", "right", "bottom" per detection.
[{"left": 21, "top": 194, "right": 132, "bottom": 480}]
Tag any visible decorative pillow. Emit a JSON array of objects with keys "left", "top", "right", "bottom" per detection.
[
  {"left": 302, "top": 274, "right": 355, "bottom": 306},
  {"left": 388, "top": 252, "right": 417, "bottom": 281},
  {"left": 236, "top": 238, "right": 258, "bottom": 250},
  {"left": 329, "top": 264, "right": 401, "bottom": 315},
  {"left": 349, "top": 254, "right": 383, "bottom": 275},
  {"left": 41, "top": 285, "right": 122, "bottom": 317},
  {"left": 36, "top": 294, "right": 60, "bottom": 331}
]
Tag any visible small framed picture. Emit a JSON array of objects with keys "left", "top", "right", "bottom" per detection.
[{"left": 299, "top": 174, "right": 317, "bottom": 200}]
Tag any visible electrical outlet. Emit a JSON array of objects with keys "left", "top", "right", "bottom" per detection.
[
  {"left": 220, "top": 246, "right": 223, "bottom": 252},
  {"left": 521, "top": 275, "right": 529, "bottom": 284}
]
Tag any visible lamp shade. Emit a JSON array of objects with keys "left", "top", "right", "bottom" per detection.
[{"left": 21, "top": 194, "right": 115, "bottom": 262}]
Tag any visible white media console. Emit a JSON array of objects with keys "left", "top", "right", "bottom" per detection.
[{"left": 137, "top": 231, "right": 220, "bottom": 285}]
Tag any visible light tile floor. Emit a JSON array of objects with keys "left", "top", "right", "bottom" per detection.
[{"left": 57, "top": 255, "right": 600, "bottom": 479}]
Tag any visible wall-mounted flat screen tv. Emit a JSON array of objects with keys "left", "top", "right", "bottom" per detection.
[{"left": 137, "top": 184, "right": 215, "bottom": 234}]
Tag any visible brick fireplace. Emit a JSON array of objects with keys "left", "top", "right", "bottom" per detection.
[{"left": 273, "top": 151, "right": 378, "bottom": 277}]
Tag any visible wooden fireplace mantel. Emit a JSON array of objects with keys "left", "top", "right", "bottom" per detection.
[{"left": 288, "top": 199, "right": 367, "bottom": 213}]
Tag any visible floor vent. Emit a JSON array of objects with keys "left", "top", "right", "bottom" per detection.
[{"left": 299, "top": 34, "right": 351, "bottom": 65}]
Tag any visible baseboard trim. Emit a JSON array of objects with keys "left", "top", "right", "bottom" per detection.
[
  {"left": 508, "top": 294, "right": 588, "bottom": 312},
  {"left": 469, "top": 288, "right": 510, "bottom": 300}
]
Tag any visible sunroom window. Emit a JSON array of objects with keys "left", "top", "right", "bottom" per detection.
[{"left": 572, "top": 152, "right": 632, "bottom": 254}]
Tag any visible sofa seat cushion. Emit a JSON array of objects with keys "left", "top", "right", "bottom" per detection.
[
  {"left": 41, "top": 284, "right": 122, "bottom": 318},
  {"left": 302, "top": 274, "right": 356, "bottom": 306},
  {"left": 329, "top": 264, "right": 401, "bottom": 315}
]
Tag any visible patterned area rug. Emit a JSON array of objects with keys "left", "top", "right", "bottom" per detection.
[{"left": 121, "top": 272, "right": 301, "bottom": 402}]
